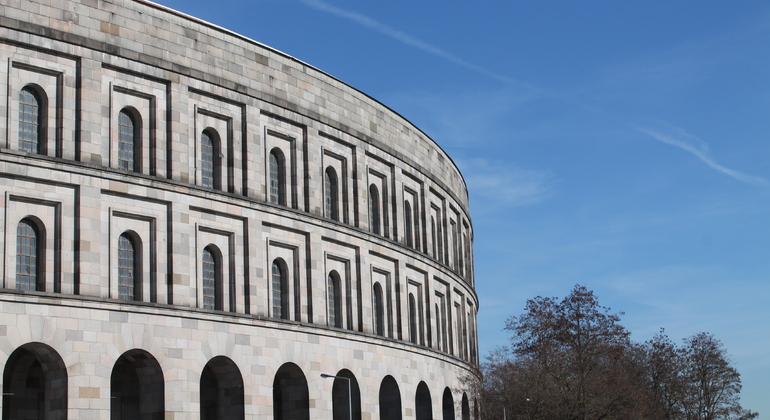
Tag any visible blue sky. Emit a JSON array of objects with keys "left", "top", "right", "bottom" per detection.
[{"left": 154, "top": 0, "right": 770, "bottom": 415}]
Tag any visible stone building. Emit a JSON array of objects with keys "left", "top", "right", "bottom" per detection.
[{"left": 0, "top": 0, "right": 478, "bottom": 418}]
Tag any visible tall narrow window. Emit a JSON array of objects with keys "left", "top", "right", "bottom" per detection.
[
  {"left": 19, "top": 86, "right": 43, "bottom": 154},
  {"left": 382, "top": 185, "right": 390, "bottom": 238},
  {"left": 431, "top": 217, "right": 437, "bottom": 258},
  {"left": 201, "top": 130, "right": 220, "bottom": 189},
  {"left": 202, "top": 246, "right": 221, "bottom": 310},
  {"left": 373, "top": 283, "right": 384, "bottom": 336},
  {"left": 369, "top": 185, "right": 380, "bottom": 235},
  {"left": 405, "top": 201, "right": 413, "bottom": 248},
  {"left": 437, "top": 215, "right": 444, "bottom": 263},
  {"left": 324, "top": 167, "right": 339, "bottom": 221},
  {"left": 16, "top": 219, "right": 41, "bottom": 291},
  {"left": 413, "top": 201, "right": 421, "bottom": 251},
  {"left": 272, "top": 259, "right": 289, "bottom": 319},
  {"left": 269, "top": 149, "right": 286, "bottom": 205},
  {"left": 118, "top": 109, "right": 139, "bottom": 172},
  {"left": 409, "top": 293, "right": 418, "bottom": 344},
  {"left": 434, "top": 303, "right": 442, "bottom": 351},
  {"left": 118, "top": 233, "right": 139, "bottom": 301},
  {"left": 328, "top": 272, "right": 342, "bottom": 328},
  {"left": 459, "top": 232, "right": 466, "bottom": 276}
]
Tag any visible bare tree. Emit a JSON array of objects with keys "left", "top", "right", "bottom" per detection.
[
  {"left": 680, "top": 333, "right": 757, "bottom": 420},
  {"left": 479, "top": 286, "right": 757, "bottom": 420}
]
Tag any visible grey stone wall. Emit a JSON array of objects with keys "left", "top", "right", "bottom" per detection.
[{"left": 0, "top": 0, "right": 479, "bottom": 418}]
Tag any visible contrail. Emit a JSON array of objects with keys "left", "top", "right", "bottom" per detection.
[
  {"left": 298, "top": 0, "right": 533, "bottom": 90},
  {"left": 638, "top": 127, "right": 769, "bottom": 187},
  {"left": 299, "top": 0, "right": 766, "bottom": 188}
]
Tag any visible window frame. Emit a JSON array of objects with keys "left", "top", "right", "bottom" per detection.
[
  {"left": 271, "top": 259, "right": 290, "bottom": 319},
  {"left": 18, "top": 85, "right": 46, "bottom": 155},
  {"left": 16, "top": 218, "right": 44, "bottom": 292},
  {"left": 269, "top": 148, "right": 287, "bottom": 205},
  {"left": 117, "top": 231, "right": 141, "bottom": 301},
  {"left": 117, "top": 107, "right": 141, "bottom": 172},
  {"left": 200, "top": 129, "right": 221, "bottom": 190},
  {"left": 202, "top": 245, "right": 222, "bottom": 311}
]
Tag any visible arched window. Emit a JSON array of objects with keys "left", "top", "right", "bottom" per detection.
[
  {"left": 269, "top": 149, "right": 286, "bottom": 205},
  {"left": 118, "top": 108, "right": 140, "bottom": 172},
  {"left": 118, "top": 233, "right": 140, "bottom": 301},
  {"left": 325, "top": 167, "right": 339, "bottom": 221},
  {"left": 272, "top": 259, "right": 289, "bottom": 319},
  {"left": 202, "top": 246, "right": 221, "bottom": 310},
  {"left": 201, "top": 129, "right": 221, "bottom": 189},
  {"left": 19, "top": 86, "right": 44, "bottom": 154},
  {"left": 369, "top": 184, "right": 380, "bottom": 235},
  {"left": 16, "top": 218, "right": 42, "bottom": 291},
  {"left": 407, "top": 294, "right": 417, "bottom": 343},
  {"left": 405, "top": 201, "right": 413, "bottom": 248},
  {"left": 373, "top": 283, "right": 384, "bottom": 336},
  {"left": 328, "top": 271, "right": 342, "bottom": 328}
]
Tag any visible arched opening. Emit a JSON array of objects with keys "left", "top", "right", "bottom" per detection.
[
  {"left": 202, "top": 245, "right": 222, "bottom": 311},
  {"left": 269, "top": 148, "right": 287, "bottom": 205},
  {"left": 373, "top": 282, "right": 385, "bottom": 336},
  {"left": 271, "top": 258, "right": 289, "bottom": 319},
  {"left": 379, "top": 375, "right": 402, "bottom": 420},
  {"left": 461, "top": 393, "right": 470, "bottom": 420},
  {"left": 325, "top": 167, "right": 339, "bottom": 221},
  {"left": 328, "top": 271, "right": 342, "bottom": 328},
  {"left": 118, "top": 107, "right": 141, "bottom": 172},
  {"left": 201, "top": 129, "right": 221, "bottom": 189},
  {"left": 110, "top": 349, "right": 164, "bottom": 420},
  {"left": 200, "top": 356, "right": 244, "bottom": 420},
  {"left": 442, "top": 387, "right": 455, "bottom": 420},
  {"left": 2, "top": 343, "right": 67, "bottom": 420},
  {"left": 118, "top": 231, "right": 141, "bottom": 301},
  {"left": 273, "top": 362, "right": 308, "bottom": 420},
  {"left": 18, "top": 85, "right": 46, "bottom": 154},
  {"left": 415, "top": 381, "right": 432, "bottom": 420},
  {"left": 331, "top": 369, "right": 361, "bottom": 420},
  {"left": 16, "top": 217, "right": 45, "bottom": 292},
  {"left": 369, "top": 184, "right": 380, "bottom": 234}
]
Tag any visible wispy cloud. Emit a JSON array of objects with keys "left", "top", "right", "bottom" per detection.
[
  {"left": 297, "top": 0, "right": 532, "bottom": 89},
  {"left": 638, "top": 127, "right": 769, "bottom": 187},
  {"left": 457, "top": 158, "right": 556, "bottom": 211}
]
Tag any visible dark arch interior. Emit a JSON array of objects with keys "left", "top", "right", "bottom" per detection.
[
  {"left": 332, "top": 369, "right": 361, "bottom": 420},
  {"left": 416, "top": 381, "right": 432, "bottom": 420},
  {"left": 462, "top": 393, "right": 470, "bottom": 420},
  {"left": 201, "top": 356, "right": 244, "bottom": 420},
  {"left": 379, "top": 375, "right": 402, "bottom": 420},
  {"left": 442, "top": 387, "right": 455, "bottom": 420},
  {"left": 110, "top": 349, "right": 164, "bottom": 420},
  {"left": 2, "top": 343, "right": 67, "bottom": 420},
  {"left": 273, "top": 362, "right": 309, "bottom": 420}
]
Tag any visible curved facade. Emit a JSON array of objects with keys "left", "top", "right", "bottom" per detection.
[{"left": 0, "top": 0, "right": 478, "bottom": 418}]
